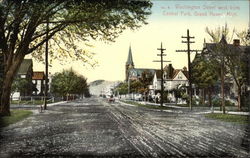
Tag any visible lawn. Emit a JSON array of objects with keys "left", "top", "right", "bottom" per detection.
[
  {"left": 11, "top": 100, "right": 54, "bottom": 105},
  {"left": 0, "top": 110, "right": 33, "bottom": 127},
  {"left": 121, "top": 100, "right": 171, "bottom": 110},
  {"left": 205, "top": 113, "right": 249, "bottom": 124}
]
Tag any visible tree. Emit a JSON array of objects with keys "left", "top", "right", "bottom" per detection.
[
  {"left": 205, "top": 25, "right": 249, "bottom": 112},
  {"left": 50, "top": 69, "right": 89, "bottom": 100},
  {"left": 130, "top": 80, "right": 144, "bottom": 93},
  {"left": 138, "top": 70, "right": 154, "bottom": 93},
  {"left": 205, "top": 24, "right": 234, "bottom": 114},
  {"left": 114, "top": 82, "right": 128, "bottom": 95},
  {"left": 0, "top": 0, "right": 152, "bottom": 116},
  {"left": 11, "top": 77, "right": 29, "bottom": 98},
  {"left": 191, "top": 54, "right": 219, "bottom": 107}
]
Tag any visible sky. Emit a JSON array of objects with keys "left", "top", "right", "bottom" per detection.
[{"left": 31, "top": 0, "right": 250, "bottom": 82}]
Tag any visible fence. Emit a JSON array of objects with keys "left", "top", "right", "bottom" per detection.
[{"left": 11, "top": 96, "right": 63, "bottom": 105}]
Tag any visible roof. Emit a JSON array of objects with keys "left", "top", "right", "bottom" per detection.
[
  {"left": 126, "top": 45, "right": 134, "bottom": 66},
  {"left": 32, "top": 71, "right": 45, "bottom": 80},
  {"left": 172, "top": 69, "right": 189, "bottom": 80},
  {"left": 203, "top": 37, "right": 250, "bottom": 56},
  {"left": 129, "top": 68, "right": 156, "bottom": 76},
  {"left": 155, "top": 70, "right": 161, "bottom": 79},
  {"left": 17, "top": 59, "right": 33, "bottom": 74},
  {"left": 135, "top": 68, "right": 156, "bottom": 74}
]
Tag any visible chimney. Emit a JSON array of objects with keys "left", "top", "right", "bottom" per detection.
[
  {"left": 183, "top": 66, "right": 187, "bottom": 71},
  {"left": 233, "top": 39, "right": 240, "bottom": 46}
]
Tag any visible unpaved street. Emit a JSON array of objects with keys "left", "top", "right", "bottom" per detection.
[{"left": 0, "top": 97, "right": 249, "bottom": 157}]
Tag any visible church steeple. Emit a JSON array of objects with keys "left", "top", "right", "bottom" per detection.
[
  {"left": 126, "top": 45, "right": 134, "bottom": 67},
  {"left": 125, "top": 45, "right": 135, "bottom": 81}
]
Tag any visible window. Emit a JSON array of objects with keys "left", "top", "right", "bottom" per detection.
[
  {"left": 178, "top": 74, "right": 182, "bottom": 79},
  {"left": 20, "top": 75, "right": 26, "bottom": 78}
]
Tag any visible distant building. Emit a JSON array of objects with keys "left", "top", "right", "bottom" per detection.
[
  {"left": 32, "top": 71, "right": 45, "bottom": 96},
  {"left": 12, "top": 59, "right": 34, "bottom": 99}
]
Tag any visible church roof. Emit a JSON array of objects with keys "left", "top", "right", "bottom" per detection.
[
  {"left": 126, "top": 45, "right": 134, "bottom": 66},
  {"left": 129, "top": 68, "right": 156, "bottom": 77}
]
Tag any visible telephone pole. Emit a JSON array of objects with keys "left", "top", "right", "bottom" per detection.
[
  {"left": 153, "top": 42, "right": 170, "bottom": 107},
  {"left": 176, "top": 29, "right": 200, "bottom": 110},
  {"left": 44, "top": 19, "right": 49, "bottom": 110}
]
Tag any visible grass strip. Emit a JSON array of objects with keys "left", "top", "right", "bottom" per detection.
[
  {"left": 11, "top": 100, "right": 54, "bottom": 105},
  {"left": 121, "top": 100, "right": 171, "bottom": 110},
  {"left": 205, "top": 113, "right": 249, "bottom": 124},
  {"left": 1, "top": 110, "right": 33, "bottom": 127}
]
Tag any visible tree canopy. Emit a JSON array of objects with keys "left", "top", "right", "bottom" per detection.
[
  {"left": 0, "top": 0, "right": 152, "bottom": 115},
  {"left": 51, "top": 69, "right": 89, "bottom": 98}
]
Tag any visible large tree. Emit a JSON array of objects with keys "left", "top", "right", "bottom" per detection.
[
  {"left": 205, "top": 25, "right": 248, "bottom": 112},
  {"left": 50, "top": 69, "right": 89, "bottom": 100},
  {"left": 191, "top": 54, "right": 219, "bottom": 107},
  {"left": 0, "top": 0, "right": 152, "bottom": 116},
  {"left": 205, "top": 25, "right": 234, "bottom": 114}
]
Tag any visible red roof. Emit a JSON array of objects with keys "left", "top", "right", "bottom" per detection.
[{"left": 32, "top": 71, "right": 45, "bottom": 80}]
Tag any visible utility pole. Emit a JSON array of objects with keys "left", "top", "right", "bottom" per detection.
[
  {"left": 44, "top": 19, "right": 49, "bottom": 110},
  {"left": 176, "top": 29, "right": 200, "bottom": 110},
  {"left": 153, "top": 42, "right": 170, "bottom": 107}
]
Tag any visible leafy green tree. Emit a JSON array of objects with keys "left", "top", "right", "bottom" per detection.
[
  {"left": 138, "top": 70, "right": 154, "bottom": 93},
  {"left": 0, "top": 0, "right": 152, "bottom": 115},
  {"left": 11, "top": 78, "right": 29, "bottom": 98},
  {"left": 191, "top": 54, "right": 219, "bottom": 107},
  {"left": 130, "top": 80, "right": 144, "bottom": 93},
  {"left": 51, "top": 69, "right": 89, "bottom": 100},
  {"left": 114, "top": 82, "right": 128, "bottom": 95}
]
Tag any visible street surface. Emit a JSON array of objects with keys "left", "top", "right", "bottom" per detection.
[{"left": 0, "top": 97, "right": 249, "bottom": 157}]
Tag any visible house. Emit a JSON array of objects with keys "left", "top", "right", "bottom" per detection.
[
  {"left": 202, "top": 37, "right": 250, "bottom": 98},
  {"left": 12, "top": 59, "right": 34, "bottom": 99},
  {"left": 150, "top": 64, "right": 188, "bottom": 91},
  {"left": 165, "top": 67, "right": 189, "bottom": 90},
  {"left": 149, "top": 64, "right": 189, "bottom": 101},
  {"left": 32, "top": 71, "right": 45, "bottom": 96}
]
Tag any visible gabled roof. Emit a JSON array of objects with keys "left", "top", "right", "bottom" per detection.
[
  {"left": 32, "top": 71, "right": 45, "bottom": 80},
  {"left": 155, "top": 70, "right": 161, "bottom": 79},
  {"left": 203, "top": 37, "right": 250, "bottom": 56},
  {"left": 18, "top": 59, "right": 32, "bottom": 75},
  {"left": 172, "top": 69, "right": 189, "bottom": 80}
]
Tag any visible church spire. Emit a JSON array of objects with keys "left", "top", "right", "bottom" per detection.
[{"left": 126, "top": 45, "right": 134, "bottom": 66}]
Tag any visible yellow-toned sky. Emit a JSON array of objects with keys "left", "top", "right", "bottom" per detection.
[{"left": 32, "top": 0, "right": 249, "bottom": 82}]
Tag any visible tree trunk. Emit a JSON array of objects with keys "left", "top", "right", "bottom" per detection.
[
  {"left": 0, "top": 55, "right": 24, "bottom": 116},
  {"left": 237, "top": 87, "right": 242, "bottom": 111},
  {"left": 202, "top": 88, "right": 205, "bottom": 105},
  {"left": 208, "top": 87, "right": 212, "bottom": 107},
  {"left": 221, "top": 59, "right": 226, "bottom": 114}
]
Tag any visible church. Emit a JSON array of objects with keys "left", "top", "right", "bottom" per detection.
[{"left": 125, "top": 45, "right": 156, "bottom": 81}]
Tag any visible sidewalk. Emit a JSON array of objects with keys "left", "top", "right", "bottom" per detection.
[
  {"left": 120, "top": 99, "right": 250, "bottom": 116},
  {"left": 10, "top": 101, "right": 67, "bottom": 109}
]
